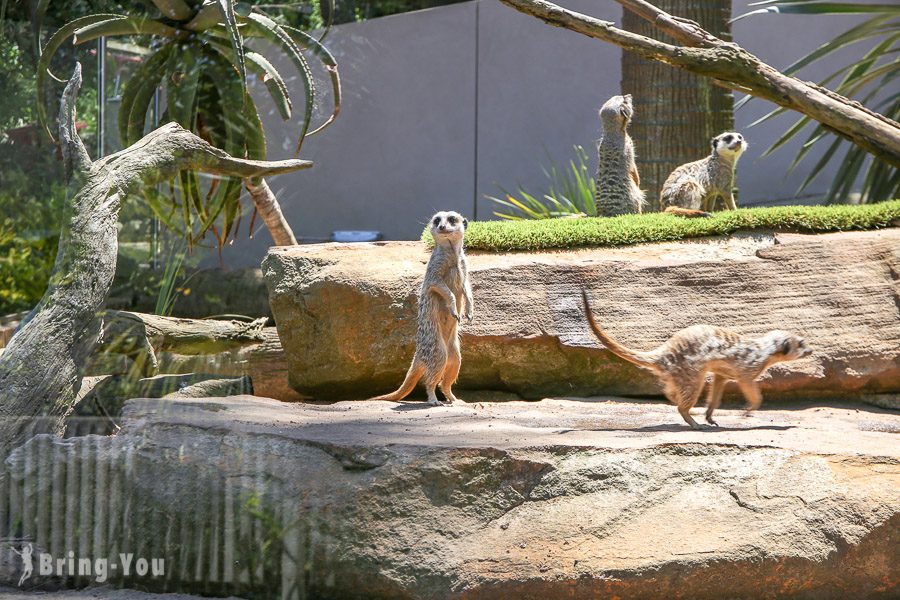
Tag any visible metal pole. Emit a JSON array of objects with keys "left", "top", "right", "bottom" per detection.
[
  {"left": 473, "top": 1, "right": 480, "bottom": 221},
  {"left": 96, "top": 37, "right": 106, "bottom": 158},
  {"left": 151, "top": 88, "right": 161, "bottom": 270}
]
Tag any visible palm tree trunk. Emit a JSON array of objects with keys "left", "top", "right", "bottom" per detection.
[
  {"left": 621, "top": 0, "right": 734, "bottom": 210},
  {"left": 244, "top": 178, "right": 298, "bottom": 246}
]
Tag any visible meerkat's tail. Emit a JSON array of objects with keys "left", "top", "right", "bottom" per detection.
[
  {"left": 664, "top": 206, "right": 712, "bottom": 218},
  {"left": 368, "top": 361, "right": 426, "bottom": 401},
  {"left": 581, "top": 290, "right": 657, "bottom": 370}
]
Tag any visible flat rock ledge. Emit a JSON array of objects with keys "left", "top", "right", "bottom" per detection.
[
  {"left": 262, "top": 229, "right": 900, "bottom": 401},
  {"left": 2, "top": 397, "right": 897, "bottom": 599}
]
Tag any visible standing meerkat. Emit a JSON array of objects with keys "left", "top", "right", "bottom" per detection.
[
  {"left": 581, "top": 291, "right": 811, "bottom": 430},
  {"left": 595, "top": 94, "right": 645, "bottom": 217},
  {"left": 370, "top": 211, "right": 474, "bottom": 406},
  {"left": 661, "top": 131, "right": 747, "bottom": 218}
]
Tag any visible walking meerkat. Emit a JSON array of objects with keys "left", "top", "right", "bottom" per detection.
[
  {"left": 595, "top": 94, "right": 645, "bottom": 217},
  {"left": 661, "top": 131, "right": 747, "bottom": 218},
  {"left": 370, "top": 211, "right": 474, "bottom": 406},
  {"left": 581, "top": 291, "right": 811, "bottom": 430}
]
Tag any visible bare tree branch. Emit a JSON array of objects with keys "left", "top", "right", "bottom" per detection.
[
  {"left": 58, "top": 62, "right": 92, "bottom": 182},
  {"left": 614, "top": 0, "right": 718, "bottom": 47},
  {"left": 497, "top": 0, "right": 900, "bottom": 167}
]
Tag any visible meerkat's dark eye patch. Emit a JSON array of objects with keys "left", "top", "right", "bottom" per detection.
[
  {"left": 780, "top": 339, "right": 792, "bottom": 354},
  {"left": 723, "top": 134, "right": 733, "bottom": 143},
  {"left": 432, "top": 217, "right": 440, "bottom": 227},
  {"left": 447, "top": 216, "right": 457, "bottom": 225}
]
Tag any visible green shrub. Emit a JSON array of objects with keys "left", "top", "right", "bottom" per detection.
[
  {"left": 487, "top": 145, "right": 596, "bottom": 219},
  {"left": 422, "top": 201, "right": 900, "bottom": 252},
  {"left": 0, "top": 220, "right": 58, "bottom": 315}
]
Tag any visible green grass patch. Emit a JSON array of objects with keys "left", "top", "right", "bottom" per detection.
[{"left": 422, "top": 201, "right": 900, "bottom": 252}]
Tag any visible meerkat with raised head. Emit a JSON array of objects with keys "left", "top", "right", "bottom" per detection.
[
  {"left": 581, "top": 291, "right": 811, "bottom": 430},
  {"left": 595, "top": 94, "right": 645, "bottom": 217},
  {"left": 370, "top": 211, "right": 474, "bottom": 406},
  {"left": 661, "top": 131, "right": 747, "bottom": 218}
]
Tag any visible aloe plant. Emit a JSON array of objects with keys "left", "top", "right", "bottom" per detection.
[
  {"left": 734, "top": 1, "right": 899, "bottom": 203},
  {"left": 488, "top": 145, "right": 597, "bottom": 220},
  {"left": 34, "top": 0, "right": 341, "bottom": 246}
]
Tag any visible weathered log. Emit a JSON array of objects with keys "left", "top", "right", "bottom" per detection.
[
  {"left": 64, "top": 373, "right": 253, "bottom": 437},
  {"left": 97, "top": 310, "right": 268, "bottom": 375},
  {"left": 86, "top": 315, "right": 302, "bottom": 402},
  {"left": 497, "top": 0, "right": 900, "bottom": 166},
  {"left": 0, "top": 63, "right": 312, "bottom": 458},
  {"left": 155, "top": 328, "right": 304, "bottom": 402}
]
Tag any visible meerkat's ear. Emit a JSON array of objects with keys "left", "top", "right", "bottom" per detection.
[
  {"left": 462, "top": 217, "right": 468, "bottom": 229},
  {"left": 711, "top": 136, "right": 719, "bottom": 150}
]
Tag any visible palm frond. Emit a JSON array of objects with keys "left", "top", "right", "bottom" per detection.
[{"left": 736, "top": 1, "right": 899, "bottom": 203}]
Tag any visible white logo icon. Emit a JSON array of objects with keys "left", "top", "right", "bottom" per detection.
[{"left": 10, "top": 543, "right": 34, "bottom": 587}]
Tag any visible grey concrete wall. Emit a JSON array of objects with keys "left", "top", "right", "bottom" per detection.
[{"left": 210, "top": 0, "right": 874, "bottom": 267}]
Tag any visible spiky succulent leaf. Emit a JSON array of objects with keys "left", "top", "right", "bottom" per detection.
[
  {"left": 244, "top": 51, "right": 292, "bottom": 120},
  {"left": 283, "top": 24, "right": 342, "bottom": 136},
  {"left": 36, "top": 13, "right": 127, "bottom": 139},
  {"left": 117, "top": 41, "right": 174, "bottom": 146},
  {"left": 216, "top": 0, "right": 246, "bottom": 87},
  {"left": 72, "top": 16, "right": 178, "bottom": 45},
  {"left": 244, "top": 13, "right": 315, "bottom": 154}
]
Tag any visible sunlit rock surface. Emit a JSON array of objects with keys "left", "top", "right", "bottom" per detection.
[
  {"left": 2, "top": 396, "right": 897, "bottom": 598},
  {"left": 263, "top": 229, "right": 900, "bottom": 401}
]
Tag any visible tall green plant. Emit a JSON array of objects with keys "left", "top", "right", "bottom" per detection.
[
  {"left": 488, "top": 145, "right": 597, "bottom": 220},
  {"left": 734, "top": 1, "right": 899, "bottom": 203},
  {"left": 32, "top": 0, "right": 341, "bottom": 246}
]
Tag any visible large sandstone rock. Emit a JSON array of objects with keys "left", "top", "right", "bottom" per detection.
[
  {"left": 2, "top": 396, "right": 897, "bottom": 598},
  {"left": 262, "top": 229, "right": 900, "bottom": 401}
]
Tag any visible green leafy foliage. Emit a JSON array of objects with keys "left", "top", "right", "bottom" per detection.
[
  {"left": 0, "top": 224, "right": 58, "bottom": 314},
  {"left": 735, "top": 1, "right": 899, "bottom": 203},
  {"left": 423, "top": 201, "right": 900, "bottom": 252},
  {"left": 488, "top": 145, "right": 597, "bottom": 220},
  {"left": 32, "top": 0, "right": 342, "bottom": 247},
  {"left": 0, "top": 173, "right": 65, "bottom": 314}
]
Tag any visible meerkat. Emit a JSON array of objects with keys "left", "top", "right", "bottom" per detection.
[
  {"left": 595, "top": 94, "right": 645, "bottom": 217},
  {"left": 581, "top": 291, "right": 811, "bottom": 430},
  {"left": 661, "top": 131, "right": 747, "bottom": 218},
  {"left": 370, "top": 211, "right": 474, "bottom": 406}
]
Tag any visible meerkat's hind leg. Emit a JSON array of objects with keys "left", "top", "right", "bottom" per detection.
[
  {"left": 439, "top": 336, "right": 463, "bottom": 404},
  {"left": 705, "top": 374, "right": 727, "bottom": 426},
  {"left": 676, "top": 377, "right": 709, "bottom": 430},
  {"left": 423, "top": 345, "right": 449, "bottom": 406},
  {"left": 724, "top": 191, "right": 738, "bottom": 211}
]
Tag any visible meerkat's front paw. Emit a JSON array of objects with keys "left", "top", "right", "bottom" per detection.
[{"left": 465, "top": 310, "right": 474, "bottom": 323}]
